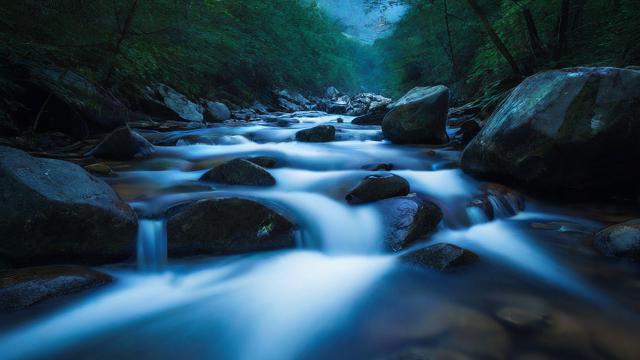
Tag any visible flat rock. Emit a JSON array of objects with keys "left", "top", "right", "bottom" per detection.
[
  {"left": 401, "top": 243, "right": 478, "bottom": 271},
  {"left": 200, "top": 158, "right": 276, "bottom": 186},
  {"left": 295, "top": 125, "right": 336, "bottom": 142},
  {"left": 346, "top": 173, "right": 410, "bottom": 204}
]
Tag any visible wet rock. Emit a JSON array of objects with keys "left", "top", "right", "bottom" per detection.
[
  {"left": 401, "top": 243, "right": 478, "bottom": 271},
  {"left": 594, "top": 219, "right": 640, "bottom": 260},
  {"left": 200, "top": 158, "right": 276, "bottom": 186},
  {"left": 232, "top": 108, "right": 257, "bottom": 121},
  {"left": 84, "top": 163, "right": 114, "bottom": 177},
  {"left": 141, "top": 83, "right": 203, "bottom": 122},
  {"left": 378, "top": 195, "right": 443, "bottom": 251},
  {"left": 382, "top": 86, "right": 449, "bottom": 144},
  {"left": 452, "top": 119, "right": 481, "bottom": 148},
  {"left": 0, "top": 146, "right": 137, "bottom": 266},
  {"left": 461, "top": 67, "right": 640, "bottom": 193},
  {"left": 325, "top": 86, "right": 341, "bottom": 100},
  {"left": 277, "top": 89, "right": 311, "bottom": 112},
  {"left": 352, "top": 105, "right": 389, "bottom": 125},
  {"left": 0, "top": 265, "right": 112, "bottom": 311},
  {"left": 346, "top": 173, "right": 410, "bottom": 204},
  {"left": 244, "top": 156, "right": 278, "bottom": 168},
  {"left": 88, "top": 126, "right": 155, "bottom": 160},
  {"left": 203, "top": 101, "right": 231, "bottom": 123},
  {"left": 362, "top": 163, "right": 394, "bottom": 171},
  {"left": 336, "top": 117, "right": 344, "bottom": 123},
  {"left": 347, "top": 93, "right": 392, "bottom": 116},
  {"left": 295, "top": 125, "right": 336, "bottom": 142},
  {"left": 468, "top": 183, "right": 525, "bottom": 221},
  {"left": 276, "top": 118, "right": 299, "bottom": 128},
  {"left": 166, "top": 197, "right": 296, "bottom": 256}
]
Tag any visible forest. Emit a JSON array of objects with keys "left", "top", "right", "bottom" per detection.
[{"left": 1, "top": 1, "right": 640, "bottom": 360}]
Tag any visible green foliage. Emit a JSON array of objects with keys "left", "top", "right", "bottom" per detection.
[
  {"left": 376, "top": 0, "right": 640, "bottom": 102},
  {"left": 0, "top": 0, "right": 371, "bottom": 104}
]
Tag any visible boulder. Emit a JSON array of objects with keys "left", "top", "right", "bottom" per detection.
[
  {"left": 141, "top": 83, "right": 203, "bottom": 122},
  {"left": 295, "top": 125, "right": 336, "bottom": 142},
  {"left": 277, "top": 89, "right": 311, "bottom": 112},
  {"left": 594, "top": 219, "right": 640, "bottom": 260},
  {"left": 461, "top": 67, "right": 640, "bottom": 193},
  {"left": 88, "top": 126, "right": 155, "bottom": 160},
  {"left": 346, "top": 173, "right": 410, "bottom": 204},
  {"left": 0, "top": 146, "right": 137, "bottom": 267},
  {"left": 378, "top": 195, "right": 443, "bottom": 251},
  {"left": 352, "top": 105, "right": 389, "bottom": 125},
  {"left": 382, "top": 86, "right": 450, "bottom": 144},
  {"left": 203, "top": 101, "right": 231, "bottom": 123},
  {"left": 325, "top": 86, "right": 341, "bottom": 100},
  {"left": 166, "top": 197, "right": 296, "bottom": 257},
  {"left": 401, "top": 243, "right": 478, "bottom": 271},
  {"left": 200, "top": 158, "right": 276, "bottom": 186},
  {"left": 347, "top": 93, "right": 392, "bottom": 116},
  {"left": 0, "top": 265, "right": 112, "bottom": 310}
]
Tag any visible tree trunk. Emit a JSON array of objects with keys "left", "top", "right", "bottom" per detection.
[
  {"left": 442, "top": 0, "right": 458, "bottom": 78},
  {"left": 103, "top": 0, "right": 140, "bottom": 86},
  {"left": 522, "top": 8, "right": 547, "bottom": 59},
  {"left": 464, "top": 0, "right": 521, "bottom": 76},
  {"left": 553, "top": 0, "right": 571, "bottom": 60}
]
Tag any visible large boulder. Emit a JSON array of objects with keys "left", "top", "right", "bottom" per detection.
[
  {"left": 461, "top": 67, "right": 640, "bottom": 193},
  {"left": 378, "top": 195, "right": 443, "bottom": 251},
  {"left": 382, "top": 86, "right": 450, "bottom": 144},
  {"left": 203, "top": 101, "right": 231, "bottom": 123},
  {"left": 401, "top": 243, "right": 478, "bottom": 271},
  {"left": 88, "top": 126, "right": 155, "bottom": 160},
  {"left": 346, "top": 173, "right": 410, "bottom": 204},
  {"left": 166, "top": 197, "right": 296, "bottom": 257},
  {"left": 594, "top": 219, "right": 640, "bottom": 260},
  {"left": 0, "top": 265, "right": 112, "bottom": 310},
  {"left": 0, "top": 146, "right": 137, "bottom": 267},
  {"left": 141, "top": 83, "right": 203, "bottom": 122},
  {"left": 295, "top": 125, "right": 336, "bottom": 142},
  {"left": 200, "top": 159, "right": 276, "bottom": 186}
]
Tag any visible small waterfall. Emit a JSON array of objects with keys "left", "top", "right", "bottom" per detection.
[{"left": 136, "top": 219, "right": 168, "bottom": 272}]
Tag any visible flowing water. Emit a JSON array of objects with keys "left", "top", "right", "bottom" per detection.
[{"left": 2, "top": 113, "right": 640, "bottom": 359}]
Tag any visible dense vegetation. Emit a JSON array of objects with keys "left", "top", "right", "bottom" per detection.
[
  {"left": 374, "top": 0, "right": 640, "bottom": 102},
  {"left": 0, "top": 0, "right": 371, "bottom": 104}
]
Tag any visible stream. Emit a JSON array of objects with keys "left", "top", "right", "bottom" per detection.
[{"left": 1, "top": 113, "right": 640, "bottom": 359}]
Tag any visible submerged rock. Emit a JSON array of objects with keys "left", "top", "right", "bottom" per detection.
[
  {"left": 88, "top": 126, "right": 155, "bottom": 160},
  {"left": 203, "top": 101, "right": 231, "bottom": 123},
  {"left": 295, "top": 125, "right": 336, "bottom": 142},
  {"left": 346, "top": 173, "right": 410, "bottom": 204},
  {"left": 200, "top": 158, "right": 276, "bottom": 186},
  {"left": 401, "top": 243, "right": 478, "bottom": 271},
  {"left": 594, "top": 219, "right": 640, "bottom": 260},
  {"left": 378, "top": 195, "right": 443, "bottom": 251},
  {"left": 0, "top": 146, "right": 137, "bottom": 266},
  {"left": 166, "top": 197, "right": 296, "bottom": 256},
  {"left": 0, "top": 265, "right": 112, "bottom": 311},
  {"left": 461, "top": 67, "right": 640, "bottom": 193},
  {"left": 382, "top": 86, "right": 449, "bottom": 144}
]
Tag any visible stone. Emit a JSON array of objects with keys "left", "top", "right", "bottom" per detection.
[
  {"left": 594, "top": 219, "right": 640, "bottom": 260},
  {"left": 401, "top": 243, "right": 478, "bottom": 271},
  {"left": 346, "top": 173, "right": 410, "bottom": 204},
  {"left": 378, "top": 195, "right": 443, "bottom": 251},
  {"left": 461, "top": 67, "right": 640, "bottom": 193},
  {"left": 200, "top": 158, "right": 276, "bottom": 186},
  {"left": 295, "top": 125, "right": 336, "bottom": 142},
  {"left": 382, "top": 86, "right": 449, "bottom": 144},
  {"left": 88, "top": 126, "right": 155, "bottom": 160},
  {"left": 0, "top": 146, "right": 137, "bottom": 266},
  {"left": 0, "top": 265, "right": 112, "bottom": 310},
  {"left": 166, "top": 197, "right": 296, "bottom": 257},
  {"left": 203, "top": 101, "right": 231, "bottom": 123},
  {"left": 141, "top": 83, "right": 203, "bottom": 122}
]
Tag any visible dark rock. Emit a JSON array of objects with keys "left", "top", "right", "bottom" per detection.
[
  {"left": 346, "top": 173, "right": 410, "bottom": 204},
  {"left": 295, "top": 125, "right": 336, "bottom": 142},
  {"left": 200, "top": 158, "right": 276, "bottom": 186},
  {"left": 141, "top": 83, "right": 203, "bottom": 122},
  {"left": 461, "top": 67, "right": 640, "bottom": 193},
  {"left": 378, "top": 195, "right": 443, "bottom": 251},
  {"left": 352, "top": 105, "right": 389, "bottom": 125},
  {"left": 88, "top": 126, "right": 155, "bottom": 160},
  {"left": 362, "top": 163, "right": 394, "bottom": 171},
  {"left": 84, "top": 163, "right": 114, "bottom": 177},
  {"left": 0, "top": 265, "right": 112, "bottom": 311},
  {"left": 166, "top": 197, "right": 296, "bottom": 257},
  {"left": 347, "top": 93, "right": 392, "bottom": 116},
  {"left": 336, "top": 118, "right": 344, "bottom": 123},
  {"left": 594, "top": 219, "right": 640, "bottom": 260},
  {"left": 203, "top": 101, "right": 231, "bottom": 123},
  {"left": 0, "top": 146, "right": 137, "bottom": 267},
  {"left": 232, "top": 108, "right": 257, "bottom": 121},
  {"left": 401, "top": 243, "right": 478, "bottom": 271},
  {"left": 276, "top": 118, "right": 299, "bottom": 127},
  {"left": 456, "top": 119, "right": 481, "bottom": 146},
  {"left": 245, "top": 156, "right": 278, "bottom": 168},
  {"left": 468, "top": 183, "right": 525, "bottom": 221},
  {"left": 277, "top": 89, "right": 311, "bottom": 112},
  {"left": 325, "top": 86, "right": 341, "bottom": 100},
  {"left": 382, "top": 86, "right": 450, "bottom": 144}
]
